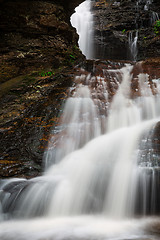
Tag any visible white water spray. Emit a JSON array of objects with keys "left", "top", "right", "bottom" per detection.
[
  {"left": 71, "top": 0, "right": 94, "bottom": 59},
  {"left": 45, "top": 84, "right": 101, "bottom": 167},
  {"left": 0, "top": 63, "right": 160, "bottom": 240}
]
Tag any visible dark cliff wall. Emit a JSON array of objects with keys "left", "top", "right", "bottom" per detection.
[
  {"left": 92, "top": 0, "right": 160, "bottom": 60},
  {"left": 0, "top": 0, "right": 84, "bottom": 178},
  {"left": 0, "top": 0, "right": 84, "bottom": 83}
]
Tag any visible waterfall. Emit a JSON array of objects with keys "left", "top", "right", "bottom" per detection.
[
  {"left": 0, "top": 1, "right": 160, "bottom": 240},
  {"left": 129, "top": 0, "right": 160, "bottom": 61},
  {"left": 151, "top": 12, "right": 159, "bottom": 24},
  {"left": 128, "top": 31, "right": 138, "bottom": 61},
  {"left": 45, "top": 84, "right": 101, "bottom": 167},
  {"left": 144, "top": 0, "right": 152, "bottom": 11},
  {"left": 1, "top": 64, "right": 160, "bottom": 218},
  {"left": 70, "top": 0, "right": 94, "bottom": 59},
  {"left": 0, "top": 62, "right": 160, "bottom": 239}
]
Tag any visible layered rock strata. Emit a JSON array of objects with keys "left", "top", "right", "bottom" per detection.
[
  {"left": 92, "top": 0, "right": 160, "bottom": 60},
  {"left": 0, "top": 0, "right": 84, "bottom": 177},
  {"left": 0, "top": 0, "right": 84, "bottom": 83}
]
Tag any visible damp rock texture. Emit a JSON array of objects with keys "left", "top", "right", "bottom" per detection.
[
  {"left": 0, "top": 70, "right": 76, "bottom": 178},
  {"left": 0, "top": 0, "right": 84, "bottom": 178},
  {"left": 92, "top": 0, "right": 160, "bottom": 60},
  {"left": 0, "top": 0, "right": 84, "bottom": 83}
]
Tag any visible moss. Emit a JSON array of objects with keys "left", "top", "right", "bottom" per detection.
[{"left": 62, "top": 44, "right": 84, "bottom": 66}]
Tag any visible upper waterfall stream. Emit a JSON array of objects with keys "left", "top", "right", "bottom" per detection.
[
  {"left": 0, "top": 0, "right": 160, "bottom": 240},
  {"left": 70, "top": 0, "right": 94, "bottom": 59}
]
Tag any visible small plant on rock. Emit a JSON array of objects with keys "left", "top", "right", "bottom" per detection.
[
  {"left": 153, "top": 20, "right": 160, "bottom": 36},
  {"left": 39, "top": 71, "right": 55, "bottom": 77}
]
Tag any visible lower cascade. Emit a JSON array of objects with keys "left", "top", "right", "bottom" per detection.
[
  {"left": 1, "top": 1, "right": 160, "bottom": 240},
  {"left": 0, "top": 62, "right": 160, "bottom": 239}
]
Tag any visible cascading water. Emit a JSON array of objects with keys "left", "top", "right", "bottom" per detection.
[
  {"left": 151, "top": 12, "right": 159, "bottom": 24},
  {"left": 128, "top": 31, "right": 138, "bottom": 61},
  {"left": 128, "top": 0, "right": 159, "bottom": 61},
  {"left": 70, "top": 0, "right": 94, "bottom": 59},
  {"left": 0, "top": 0, "right": 160, "bottom": 240},
  {"left": 0, "top": 61, "right": 160, "bottom": 239},
  {"left": 44, "top": 83, "right": 101, "bottom": 167}
]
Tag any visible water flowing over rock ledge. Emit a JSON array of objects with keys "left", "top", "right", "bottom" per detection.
[
  {"left": 1, "top": 60, "right": 160, "bottom": 240},
  {"left": 1, "top": 1, "right": 160, "bottom": 239},
  {"left": 0, "top": 0, "right": 160, "bottom": 181},
  {"left": 0, "top": 0, "right": 160, "bottom": 83},
  {"left": 1, "top": 59, "right": 160, "bottom": 178}
]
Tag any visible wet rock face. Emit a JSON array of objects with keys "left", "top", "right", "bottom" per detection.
[
  {"left": 0, "top": 0, "right": 85, "bottom": 178},
  {"left": 0, "top": 0, "right": 84, "bottom": 83},
  {"left": 0, "top": 69, "right": 75, "bottom": 178},
  {"left": 92, "top": 0, "right": 160, "bottom": 60},
  {"left": 0, "top": 57, "right": 160, "bottom": 178}
]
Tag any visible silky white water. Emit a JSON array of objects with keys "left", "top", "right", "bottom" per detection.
[
  {"left": 0, "top": 62, "right": 160, "bottom": 239},
  {"left": 70, "top": 0, "right": 94, "bottom": 59},
  {"left": 128, "top": 31, "right": 138, "bottom": 61},
  {"left": 45, "top": 84, "right": 101, "bottom": 166},
  {"left": 1, "top": 0, "right": 160, "bottom": 239},
  {"left": 0, "top": 216, "right": 160, "bottom": 240}
]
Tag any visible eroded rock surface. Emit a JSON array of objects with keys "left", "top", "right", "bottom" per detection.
[
  {"left": 92, "top": 0, "right": 160, "bottom": 60},
  {"left": 0, "top": 0, "right": 84, "bottom": 83},
  {"left": 0, "top": 68, "right": 76, "bottom": 178},
  {"left": 0, "top": 0, "right": 84, "bottom": 177}
]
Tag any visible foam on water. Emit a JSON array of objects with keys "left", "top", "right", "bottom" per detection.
[{"left": 0, "top": 216, "right": 159, "bottom": 240}]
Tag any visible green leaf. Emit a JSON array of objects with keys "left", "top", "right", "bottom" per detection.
[{"left": 69, "top": 54, "right": 75, "bottom": 59}]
